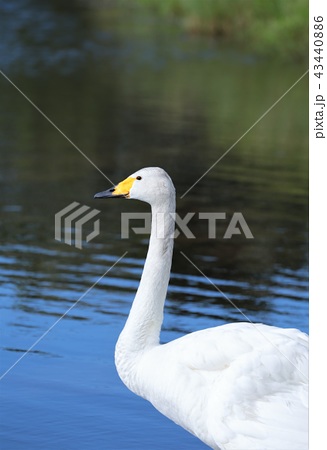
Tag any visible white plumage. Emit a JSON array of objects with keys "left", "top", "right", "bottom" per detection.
[{"left": 95, "top": 167, "right": 308, "bottom": 450}]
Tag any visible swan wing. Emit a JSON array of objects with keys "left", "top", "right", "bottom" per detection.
[{"left": 138, "top": 323, "right": 308, "bottom": 450}]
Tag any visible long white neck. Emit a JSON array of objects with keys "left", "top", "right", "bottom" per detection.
[{"left": 115, "top": 194, "right": 175, "bottom": 383}]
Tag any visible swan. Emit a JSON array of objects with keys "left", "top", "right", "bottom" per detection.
[{"left": 94, "top": 167, "right": 308, "bottom": 450}]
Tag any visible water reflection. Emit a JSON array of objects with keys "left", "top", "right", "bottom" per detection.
[
  {"left": 0, "top": 1, "right": 308, "bottom": 449},
  {"left": 1, "top": 0, "right": 107, "bottom": 75}
]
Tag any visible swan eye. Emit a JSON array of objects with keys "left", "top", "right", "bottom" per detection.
[{"left": 136, "top": 176, "right": 142, "bottom": 180}]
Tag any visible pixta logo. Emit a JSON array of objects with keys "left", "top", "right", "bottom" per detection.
[
  {"left": 55, "top": 202, "right": 100, "bottom": 249},
  {"left": 120, "top": 212, "right": 254, "bottom": 239}
]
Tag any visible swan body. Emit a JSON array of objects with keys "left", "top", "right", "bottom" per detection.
[{"left": 95, "top": 167, "right": 308, "bottom": 450}]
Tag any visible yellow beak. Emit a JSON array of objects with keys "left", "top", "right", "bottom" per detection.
[{"left": 94, "top": 176, "right": 136, "bottom": 199}]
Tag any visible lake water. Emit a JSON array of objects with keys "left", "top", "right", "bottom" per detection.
[{"left": 0, "top": 2, "right": 308, "bottom": 449}]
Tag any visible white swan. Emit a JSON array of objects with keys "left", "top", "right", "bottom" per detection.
[{"left": 95, "top": 167, "right": 308, "bottom": 450}]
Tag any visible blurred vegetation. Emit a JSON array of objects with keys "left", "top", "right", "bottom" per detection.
[
  {"left": 136, "top": 0, "right": 308, "bottom": 61},
  {"left": 0, "top": 0, "right": 308, "bottom": 287}
]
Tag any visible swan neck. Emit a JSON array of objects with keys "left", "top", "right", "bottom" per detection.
[{"left": 117, "top": 197, "right": 175, "bottom": 357}]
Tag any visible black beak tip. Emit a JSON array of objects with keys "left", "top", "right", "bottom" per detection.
[{"left": 94, "top": 188, "right": 115, "bottom": 199}]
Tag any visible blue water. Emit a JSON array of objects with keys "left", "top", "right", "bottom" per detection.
[
  {"left": 0, "top": 1, "right": 308, "bottom": 449},
  {"left": 0, "top": 239, "right": 308, "bottom": 449}
]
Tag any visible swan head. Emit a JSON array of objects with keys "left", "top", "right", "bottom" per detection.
[{"left": 94, "top": 167, "right": 175, "bottom": 205}]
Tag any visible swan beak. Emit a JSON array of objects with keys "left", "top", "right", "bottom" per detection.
[{"left": 94, "top": 176, "right": 136, "bottom": 199}]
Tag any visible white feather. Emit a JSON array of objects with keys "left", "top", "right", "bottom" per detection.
[{"left": 97, "top": 167, "right": 308, "bottom": 450}]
